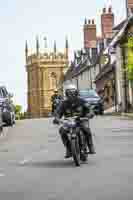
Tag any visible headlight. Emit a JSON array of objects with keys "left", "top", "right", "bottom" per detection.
[
  {"left": 0, "top": 102, "right": 3, "bottom": 107},
  {"left": 85, "top": 102, "right": 90, "bottom": 107},
  {"left": 3, "top": 107, "right": 8, "bottom": 112},
  {"left": 2, "top": 103, "right": 8, "bottom": 108},
  {"left": 2, "top": 103, "right": 10, "bottom": 111}
]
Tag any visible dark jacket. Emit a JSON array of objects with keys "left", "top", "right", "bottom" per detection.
[{"left": 56, "top": 97, "right": 91, "bottom": 119}]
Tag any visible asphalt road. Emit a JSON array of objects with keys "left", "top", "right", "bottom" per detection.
[{"left": 0, "top": 116, "right": 133, "bottom": 200}]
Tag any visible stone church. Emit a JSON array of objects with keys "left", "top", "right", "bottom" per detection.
[{"left": 25, "top": 37, "right": 69, "bottom": 118}]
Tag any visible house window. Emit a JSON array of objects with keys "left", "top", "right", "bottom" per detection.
[
  {"left": 130, "top": 8, "right": 133, "bottom": 14},
  {"left": 92, "top": 48, "right": 97, "bottom": 63},
  {"left": 99, "top": 41, "right": 104, "bottom": 51}
]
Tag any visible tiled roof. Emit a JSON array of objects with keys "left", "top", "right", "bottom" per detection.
[
  {"left": 64, "top": 52, "right": 93, "bottom": 80},
  {"left": 113, "top": 19, "right": 127, "bottom": 31},
  {"left": 94, "top": 17, "right": 133, "bottom": 83},
  {"left": 95, "top": 62, "right": 116, "bottom": 82},
  {"left": 64, "top": 16, "right": 133, "bottom": 83}
]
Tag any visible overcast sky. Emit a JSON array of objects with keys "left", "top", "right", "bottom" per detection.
[{"left": 0, "top": 0, "right": 126, "bottom": 111}]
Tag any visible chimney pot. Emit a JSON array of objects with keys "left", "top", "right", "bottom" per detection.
[
  {"left": 108, "top": 6, "right": 112, "bottom": 13},
  {"left": 92, "top": 19, "right": 95, "bottom": 24},
  {"left": 84, "top": 18, "right": 87, "bottom": 24},
  {"left": 103, "top": 7, "right": 106, "bottom": 13},
  {"left": 88, "top": 19, "right": 91, "bottom": 24}
]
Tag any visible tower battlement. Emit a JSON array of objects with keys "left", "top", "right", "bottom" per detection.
[
  {"left": 25, "top": 37, "right": 69, "bottom": 66},
  {"left": 26, "top": 51, "right": 68, "bottom": 66}
]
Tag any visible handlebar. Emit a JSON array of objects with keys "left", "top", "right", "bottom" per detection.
[{"left": 60, "top": 116, "right": 89, "bottom": 124}]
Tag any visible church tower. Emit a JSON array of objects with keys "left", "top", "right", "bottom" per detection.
[{"left": 25, "top": 37, "right": 69, "bottom": 118}]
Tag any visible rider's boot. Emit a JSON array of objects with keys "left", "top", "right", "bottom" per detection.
[
  {"left": 65, "top": 148, "right": 72, "bottom": 158},
  {"left": 89, "top": 144, "right": 96, "bottom": 154},
  {"left": 86, "top": 134, "right": 96, "bottom": 154},
  {"left": 60, "top": 131, "right": 72, "bottom": 158},
  {"left": 65, "top": 141, "right": 72, "bottom": 158}
]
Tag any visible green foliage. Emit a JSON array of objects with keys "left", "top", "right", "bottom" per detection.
[
  {"left": 14, "top": 105, "right": 26, "bottom": 120},
  {"left": 15, "top": 105, "right": 22, "bottom": 114},
  {"left": 127, "top": 38, "right": 133, "bottom": 80}
]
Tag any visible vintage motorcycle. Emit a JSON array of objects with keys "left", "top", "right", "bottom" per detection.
[{"left": 60, "top": 116, "right": 91, "bottom": 167}]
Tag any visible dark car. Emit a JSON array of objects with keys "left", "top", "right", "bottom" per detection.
[
  {"left": 79, "top": 89, "right": 104, "bottom": 115},
  {"left": 0, "top": 86, "right": 15, "bottom": 126}
]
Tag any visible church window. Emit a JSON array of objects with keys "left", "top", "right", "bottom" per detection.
[{"left": 51, "top": 72, "right": 57, "bottom": 89}]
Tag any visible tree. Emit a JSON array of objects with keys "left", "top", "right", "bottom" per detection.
[
  {"left": 15, "top": 105, "right": 22, "bottom": 115},
  {"left": 127, "top": 37, "right": 133, "bottom": 81},
  {"left": 14, "top": 105, "right": 23, "bottom": 120}
]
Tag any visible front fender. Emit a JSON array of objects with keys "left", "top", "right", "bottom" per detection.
[{"left": 71, "top": 129, "right": 77, "bottom": 139}]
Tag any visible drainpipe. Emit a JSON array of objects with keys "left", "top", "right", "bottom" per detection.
[
  {"left": 76, "top": 77, "right": 79, "bottom": 90},
  {"left": 126, "top": 0, "right": 128, "bottom": 18}
]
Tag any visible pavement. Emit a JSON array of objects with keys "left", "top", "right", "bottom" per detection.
[
  {"left": 105, "top": 111, "right": 133, "bottom": 119},
  {"left": 0, "top": 116, "right": 133, "bottom": 199}
]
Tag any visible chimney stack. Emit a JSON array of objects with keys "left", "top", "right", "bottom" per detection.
[
  {"left": 83, "top": 19, "right": 97, "bottom": 49},
  {"left": 127, "top": 0, "right": 133, "bottom": 16},
  {"left": 101, "top": 6, "right": 114, "bottom": 39}
]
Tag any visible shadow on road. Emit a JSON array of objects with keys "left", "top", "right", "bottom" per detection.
[
  {"left": 19, "top": 159, "right": 75, "bottom": 168},
  {"left": 18, "top": 159, "right": 97, "bottom": 169}
]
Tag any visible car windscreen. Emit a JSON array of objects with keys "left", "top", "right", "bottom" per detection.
[
  {"left": 0, "top": 88, "right": 7, "bottom": 98},
  {"left": 79, "top": 90, "right": 99, "bottom": 98}
]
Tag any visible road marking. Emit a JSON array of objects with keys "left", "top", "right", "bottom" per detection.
[
  {"left": 0, "top": 173, "right": 5, "bottom": 177},
  {"left": 19, "top": 158, "right": 32, "bottom": 165}
]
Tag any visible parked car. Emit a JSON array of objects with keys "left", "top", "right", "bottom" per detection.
[
  {"left": 79, "top": 89, "right": 104, "bottom": 115},
  {"left": 0, "top": 107, "right": 3, "bottom": 132},
  {"left": 0, "top": 86, "right": 15, "bottom": 126}
]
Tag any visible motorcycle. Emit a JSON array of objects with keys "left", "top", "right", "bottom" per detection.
[{"left": 60, "top": 116, "right": 89, "bottom": 167}]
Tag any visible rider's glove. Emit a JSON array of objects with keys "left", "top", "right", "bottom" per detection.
[
  {"left": 86, "top": 112, "right": 94, "bottom": 119},
  {"left": 53, "top": 118, "right": 60, "bottom": 125}
]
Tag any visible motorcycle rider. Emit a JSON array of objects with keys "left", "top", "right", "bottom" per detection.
[
  {"left": 53, "top": 83, "right": 96, "bottom": 158},
  {"left": 51, "top": 89, "right": 62, "bottom": 114}
]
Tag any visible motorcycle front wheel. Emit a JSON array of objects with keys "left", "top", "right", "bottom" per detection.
[
  {"left": 80, "top": 133, "right": 88, "bottom": 162},
  {"left": 71, "top": 138, "right": 80, "bottom": 167}
]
